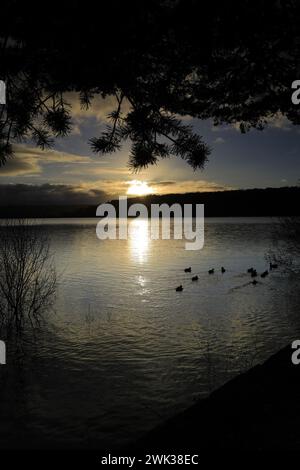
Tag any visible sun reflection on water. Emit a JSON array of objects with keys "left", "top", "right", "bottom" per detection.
[{"left": 129, "top": 219, "right": 150, "bottom": 263}]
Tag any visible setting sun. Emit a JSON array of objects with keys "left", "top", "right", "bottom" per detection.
[{"left": 127, "top": 180, "right": 154, "bottom": 196}]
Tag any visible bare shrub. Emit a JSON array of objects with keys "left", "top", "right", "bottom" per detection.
[{"left": 0, "top": 219, "right": 56, "bottom": 335}]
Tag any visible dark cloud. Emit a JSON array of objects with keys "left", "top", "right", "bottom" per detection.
[
  {"left": 151, "top": 181, "right": 176, "bottom": 187},
  {"left": 0, "top": 156, "right": 40, "bottom": 175},
  {"left": 0, "top": 184, "right": 108, "bottom": 206}
]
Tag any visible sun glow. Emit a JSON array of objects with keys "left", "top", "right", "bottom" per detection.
[
  {"left": 127, "top": 180, "right": 153, "bottom": 196},
  {"left": 129, "top": 219, "right": 150, "bottom": 263}
]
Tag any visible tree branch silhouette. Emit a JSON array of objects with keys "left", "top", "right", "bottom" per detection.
[{"left": 1, "top": 0, "right": 300, "bottom": 169}]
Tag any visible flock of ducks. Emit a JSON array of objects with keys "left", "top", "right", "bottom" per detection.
[{"left": 175, "top": 262, "right": 279, "bottom": 291}]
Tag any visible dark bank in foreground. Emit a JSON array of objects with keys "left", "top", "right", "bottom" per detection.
[{"left": 133, "top": 345, "right": 300, "bottom": 451}]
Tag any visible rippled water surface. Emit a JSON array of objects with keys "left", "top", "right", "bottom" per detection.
[{"left": 1, "top": 217, "right": 300, "bottom": 449}]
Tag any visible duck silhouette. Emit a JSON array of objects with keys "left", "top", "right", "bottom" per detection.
[
  {"left": 208, "top": 269, "right": 214, "bottom": 274},
  {"left": 251, "top": 270, "right": 258, "bottom": 277},
  {"left": 192, "top": 275, "right": 199, "bottom": 281},
  {"left": 270, "top": 262, "right": 278, "bottom": 270},
  {"left": 221, "top": 267, "right": 226, "bottom": 273},
  {"left": 252, "top": 279, "right": 258, "bottom": 285},
  {"left": 184, "top": 267, "right": 192, "bottom": 273},
  {"left": 261, "top": 270, "right": 269, "bottom": 278},
  {"left": 247, "top": 267, "right": 254, "bottom": 273},
  {"left": 176, "top": 285, "right": 183, "bottom": 292}
]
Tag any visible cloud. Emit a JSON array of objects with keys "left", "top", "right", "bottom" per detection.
[
  {"left": 211, "top": 123, "right": 234, "bottom": 132},
  {"left": 0, "top": 157, "right": 41, "bottom": 176},
  {"left": 265, "top": 113, "right": 292, "bottom": 131},
  {"left": 149, "top": 179, "right": 233, "bottom": 194},
  {"left": 150, "top": 181, "right": 176, "bottom": 187},
  {"left": 0, "top": 145, "right": 95, "bottom": 178},
  {"left": 211, "top": 113, "right": 293, "bottom": 133},
  {"left": 99, "top": 178, "right": 232, "bottom": 196},
  {"left": 0, "top": 183, "right": 108, "bottom": 206},
  {"left": 64, "top": 166, "right": 129, "bottom": 177},
  {"left": 85, "top": 179, "right": 142, "bottom": 197},
  {"left": 65, "top": 92, "right": 131, "bottom": 123},
  {"left": 14, "top": 144, "right": 92, "bottom": 164},
  {"left": 213, "top": 137, "right": 225, "bottom": 144}
]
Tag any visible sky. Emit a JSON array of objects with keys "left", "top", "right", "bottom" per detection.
[{"left": 1, "top": 94, "right": 300, "bottom": 205}]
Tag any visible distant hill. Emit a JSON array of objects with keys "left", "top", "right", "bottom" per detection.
[
  {"left": 1, "top": 187, "right": 300, "bottom": 218},
  {"left": 0, "top": 205, "right": 96, "bottom": 218},
  {"left": 110, "top": 186, "right": 300, "bottom": 217}
]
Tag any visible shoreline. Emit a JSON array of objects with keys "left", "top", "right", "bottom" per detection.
[{"left": 135, "top": 344, "right": 300, "bottom": 451}]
